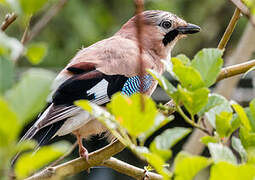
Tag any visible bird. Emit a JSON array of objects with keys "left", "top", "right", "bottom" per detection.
[{"left": 19, "top": 10, "right": 200, "bottom": 161}]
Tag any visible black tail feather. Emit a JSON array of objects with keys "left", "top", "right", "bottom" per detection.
[
  {"left": 11, "top": 121, "right": 65, "bottom": 166},
  {"left": 33, "top": 120, "right": 65, "bottom": 147}
]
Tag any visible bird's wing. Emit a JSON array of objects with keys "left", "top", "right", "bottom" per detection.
[
  {"left": 21, "top": 64, "right": 131, "bottom": 145},
  {"left": 21, "top": 36, "right": 156, "bottom": 146},
  {"left": 48, "top": 35, "right": 158, "bottom": 101}
]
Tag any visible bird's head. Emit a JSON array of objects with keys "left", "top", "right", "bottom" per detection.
[{"left": 117, "top": 10, "right": 200, "bottom": 59}]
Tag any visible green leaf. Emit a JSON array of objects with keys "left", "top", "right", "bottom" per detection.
[
  {"left": 19, "top": 0, "right": 49, "bottom": 15},
  {"left": 230, "top": 114, "right": 241, "bottom": 132},
  {"left": 147, "top": 69, "right": 177, "bottom": 96},
  {"left": 15, "top": 141, "right": 71, "bottom": 179},
  {"left": 210, "top": 162, "right": 255, "bottom": 180},
  {"left": 151, "top": 128, "right": 190, "bottom": 153},
  {"left": 199, "top": 94, "right": 232, "bottom": 128},
  {"left": 174, "top": 152, "right": 212, "bottom": 180},
  {"left": 139, "top": 114, "right": 174, "bottom": 143},
  {"left": 107, "top": 93, "right": 158, "bottom": 137},
  {"left": 0, "top": 57, "right": 14, "bottom": 94},
  {"left": 25, "top": 43, "right": 47, "bottom": 64},
  {"left": 248, "top": 99, "right": 255, "bottom": 132},
  {"left": 200, "top": 136, "right": 218, "bottom": 145},
  {"left": 231, "top": 137, "right": 247, "bottom": 163},
  {"left": 215, "top": 112, "right": 232, "bottom": 138},
  {"left": 208, "top": 143, "right": 237, "bottom": 164},
  {"left": 231, "top": 102, "right": 251, "bottom": 131},
  {"left": 76, "top": 100, "right": 118, "bottom": 131},
  {"left": 143, "top": 152, "right": 172, "bottom": 180},
  {"left": 5, "top": 69, "right": 55, "bottom": 125},
  {"left": 175, "top": 54, "right": 191, "bottom": 65},
  {"left": 149, "top": 143, "right": 172, "bottom": 161},
  {"left": 178, "top": 86, "right": 209, "bottom": 116},
  {"left": 0, "top": 97, "right": 20, "bottom": 147},
  {"left": 75, "top": 100, "right": 92, "bottom": 113},
  {"left": 246, "top": 148, "right": 255, "bottom": 164},
  {"left": 191, "top": 48, "right": 223, "bottom": 87},
  {"left": 13, "top": 140, "right": 37, "bottom": 156},
  {"left": 239, "top": 126, "right": 255, "bottom": 148},
  {"left": 150, "top": 127, "right": 191, "bottom": 160},
  {"left": 173, "top": 60, "right": 205, "bottom": 91}
]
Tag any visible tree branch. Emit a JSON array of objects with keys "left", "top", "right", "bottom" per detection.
[
  {"left": 25, "top": 140, "right": 125, "bottom": 180},
  {"left": 229, "top": 0, "right": 255, "bottom": 26},
  {"left": 217, "top": 59, "right": 255, "bottom": 81},
  {"left": 50, "top": 141, "right": 78, "bottom": 167},
  {"left": 1, "top": 13, "right": 17, "bottom": 31},
  {"left": 217, "top": 8, "right": 241, "bottom": 50},
  {"left": 103, "top": 157, "right": 163, "bottom": 180}
]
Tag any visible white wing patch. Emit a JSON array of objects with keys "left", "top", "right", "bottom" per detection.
[{"left": 87, "top": 79, "right": 110, "bottom": 105}]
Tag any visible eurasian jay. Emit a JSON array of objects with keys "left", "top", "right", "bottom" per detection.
[{"left": 20, "top": 10, "right": 200, "bottom": 160}]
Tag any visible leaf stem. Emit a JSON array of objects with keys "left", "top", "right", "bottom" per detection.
[
  {"left": 176, "top": 106, "right": 211, "bottom": 135},
  {"left": 191, "top": 115, "right": 195, "bottom": 122}
]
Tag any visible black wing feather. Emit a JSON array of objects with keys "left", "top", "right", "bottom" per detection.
[{"left": 20, "top": 68, "right": 128, "bottom": 148}]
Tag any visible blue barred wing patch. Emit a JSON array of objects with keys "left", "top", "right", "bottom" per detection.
[{"left": 121, "top": 75, "right": 153, "bottom": 96}]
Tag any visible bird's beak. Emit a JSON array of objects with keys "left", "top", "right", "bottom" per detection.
[{"left": 176, "top": 23, "right": 200, "bottom": 34}]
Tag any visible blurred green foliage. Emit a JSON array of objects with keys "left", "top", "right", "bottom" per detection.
[{"left": 0, "top": 0, "right": 255, "bottom": 179}]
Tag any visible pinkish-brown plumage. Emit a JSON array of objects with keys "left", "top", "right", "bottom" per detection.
[{"left": 19, "top": 10, "right": 200, "bottom": 161}]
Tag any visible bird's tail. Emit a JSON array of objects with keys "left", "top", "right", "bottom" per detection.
[
  {"left": 19, "top": 125, "right": 39, "bottom": 142},
  {"left": 11, "top": 125, "right": 38, "bottom": 166}
]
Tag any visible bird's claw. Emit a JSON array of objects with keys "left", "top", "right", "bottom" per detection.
[
  {"left": 143, "top": 170, "right": 150, "bottom": 180},
  {"left": 79, "top": 146, "right": 89, "bottom": 162},
  {"left": 79, "top": 146, "right": 90, "bottom": 173}
]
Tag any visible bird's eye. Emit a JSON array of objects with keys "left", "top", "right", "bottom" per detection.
[{"left": 161, "top": 21, "right": 172, "bottom": 29}]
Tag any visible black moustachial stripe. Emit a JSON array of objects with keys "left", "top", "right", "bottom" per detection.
[{"left": 162, "top": 29, "right": 179, "bottom": 46}]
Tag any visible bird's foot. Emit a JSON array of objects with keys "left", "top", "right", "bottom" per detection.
[
  {"left": 79, "top": 145, "right": 89, "bottom": 162},
  {"left": 74, "top": 131, "right": 90, "bottom": 173},
  {"left": 79, "top": 146, "right": 91, "bottom": 173},
  {"left": 143, "top": 170, "right": 150, "bottom": 180}
]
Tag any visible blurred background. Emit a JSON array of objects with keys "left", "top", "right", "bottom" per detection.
[{"left": 1, "top": 0, "right": 255, "bottom": 179}]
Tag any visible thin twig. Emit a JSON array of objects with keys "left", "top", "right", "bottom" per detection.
[
  {"left": 50, "top": 141, "right": 78, "bottom": 167},
  {"left": 103, "top": 157, "right": 162, "bottom": 180},
  {"left": 21, "top": 17, "right": 32, "bottom": 45},
  {"left": 229, "top": 0, "right": 255, "bottom": 26},
  {"left": 23, "top": 0, "right": 68, "bottom": 44},
  {"left": 1, "top": 13, "right": 17, "bottom": 31},
  {"left": 13, "top": 0, "right": 68, "bottom": 62},
  {"left": 176, "top": 106, "right": 211, "bottom": 135},
  {"left": 217, "top": 8, "right": 241, "bottom": 50}
]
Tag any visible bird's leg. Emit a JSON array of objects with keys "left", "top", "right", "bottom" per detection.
[{"left": 74, "top": 131, "right": 89, "bottom": 161}]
